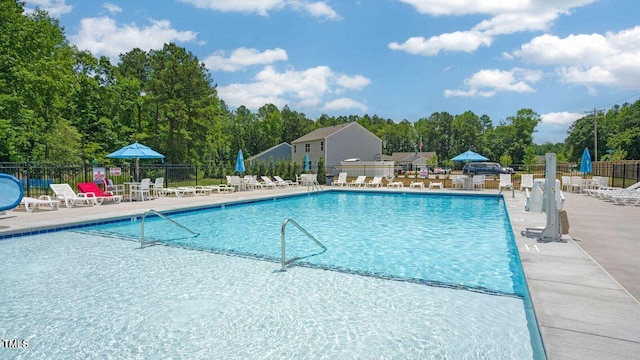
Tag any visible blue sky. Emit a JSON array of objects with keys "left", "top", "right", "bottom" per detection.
[{"left": 24, "top": 0, "right": 640, "bottom": 144}]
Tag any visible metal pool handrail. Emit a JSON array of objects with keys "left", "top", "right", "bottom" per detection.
[
  {"left": 140, "top": 209, "right": 198, "bottom": 248},
  {"left": 280, "top": 218, "right": 326, "bottom": 271}
]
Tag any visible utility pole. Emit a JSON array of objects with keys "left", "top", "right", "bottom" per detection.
[{"left": 584, "top": 108, "right": 604, "bottom": 161}]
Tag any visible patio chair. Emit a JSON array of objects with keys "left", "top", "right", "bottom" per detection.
[
  {"left": 130, "top": 178, "right": 152, "bottom": 201},
  {"left": 77, "top": 182, "right": 123, "bottom": 204},
  {"left": 570, "top": 176, "right": 586, "bottom": 193},
  {"left": 348, "top": 176, "right": 367, "bottom": 187},
  {"left": 561, "top": 176, "right": 571, "bottom": 192},
  {"left": 520, "top": 174, "right": 534, "bottom": 191},
  {"left": 50, "top": 183, "right": 97, "bottom": 207},
  {"left": 20, "top": 196, "right": 59, "bottom": 212},
  {"left": 452, "top": 175, "right": 465, "bottom": 189},
  {"left": 366, "top": 176, "right": 383, "bottom": 187},
  {"left": 332, "top": 172, "right": 348, "bottom": 186},
  {"left": 152, "top": 178, "right": 165, "bottom": 197},
  {"left": 299, "top": 174, "right": 319, "bottom": 186},
  {"left": 473, "top": 174, "right": 486, "bottom": 190},
  {"left": 104, "top": 178, "right": 124, "bottom": 196},
  {"left": 498, "top": 174, "right": 513, "bottom": 191}
]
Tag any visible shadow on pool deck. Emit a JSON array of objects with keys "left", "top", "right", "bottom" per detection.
[{"left": 1, "top": 186, "right": 639, "bottom": 359}]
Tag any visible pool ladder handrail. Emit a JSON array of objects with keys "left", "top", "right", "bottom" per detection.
[
  {"left": 280, "top": 218, "right": 326, "bottom": 271},
  {"left": 140, "top": 209, "right": 198, "bottom": 248}
]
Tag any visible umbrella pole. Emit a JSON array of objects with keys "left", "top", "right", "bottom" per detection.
[{"left": 136, "top": 157, "right": 140, "bottom": 182}]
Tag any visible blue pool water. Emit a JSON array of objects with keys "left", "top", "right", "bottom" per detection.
[
  {"left": 1, "top": 191, "right": 545, "bottom": 359},
  {"left": 84, "top": 192, "right": 524, "bottom": 297}
]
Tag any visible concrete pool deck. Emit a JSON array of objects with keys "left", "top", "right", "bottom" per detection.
[{"left": 1, "top": 185, "right": 639, "bottom": 359}]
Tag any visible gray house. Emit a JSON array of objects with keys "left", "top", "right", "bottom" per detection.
[
  {"left": 247, "top": 142, "right": 292, "bottom": 166},
  {"left": 291, "top": 122, "right": 382, "bottom": 172}
]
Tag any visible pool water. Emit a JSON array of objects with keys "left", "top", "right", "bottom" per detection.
[
  {"left": 84, "top": 192, "right": 523, "bottom": 297},
  {"left": 0, "top": 191, "right": 545, "bottom": 359}
]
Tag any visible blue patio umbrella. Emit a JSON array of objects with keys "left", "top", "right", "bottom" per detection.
[
  {"left": 450, "top": 150, "right": 489, "bottom": 162},
  {"left": 107, "top": 142, "right": 165, "bottom": 181},
  {"left": 580, "top": 147, "right": 592, "bottom": 173},
  {"left": 304, "top": 154, "right": 310, "bottom": 172},
  {"left": 235, "top": 149, "right": 246, "bottom": 174}
]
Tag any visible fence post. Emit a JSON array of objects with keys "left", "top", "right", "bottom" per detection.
[
  {"left": 622, "top": 163, "right": 626, "bottom": 188},
  {"left": 26, "top": 161, "right": 31, "bottom": 198}
]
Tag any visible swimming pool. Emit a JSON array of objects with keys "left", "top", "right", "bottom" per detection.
[{"left": 0, "top": 191, "right": 545, "bottom": 359}]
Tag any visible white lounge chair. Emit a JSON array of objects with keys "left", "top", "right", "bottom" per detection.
[
  {"left": 332, "top": 172, "right": 348, "bottom": 186},
  {"left": 349, "top": 176, "right": 367, "bottom": 187},
  {"left": 610, "top": 191, "right": 640, "bottom": 206},
  {"left": 50, "top": 183, "right": 97, "bottom": 207},
  {"left": 410, "top": 181, "right": 424, "bottom": 189},
  {"left": 274, "top": 176, "right": 294, "bottom": 187},
  {"left": 520, "top": 174, "right": 534, "bottom": 191},
  {"left": 260, "top": 176, "right": 279, "bottom": 189},
  {"left": 20, "top": 195, "right": 59, "bottom": 212},
  {"left": 366, "top": 176, "right": 383, "bottom": 187},
  {"left": 498, "top": 174, "right": 513, "bottom": 191},
  {"left": 589, "top": 181, "right": 640, "bottom": 200}
]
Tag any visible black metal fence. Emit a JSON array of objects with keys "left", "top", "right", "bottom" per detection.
[
  {"left": 0, "top": 162, "right": 210, "bottom": 198},
  {"left": 2, "top": 160, "right": 639, "bottom": 197}
]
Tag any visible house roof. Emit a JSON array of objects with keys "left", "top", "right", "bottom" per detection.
[
  {"left": 375, "top": 154, "right": 395, "bottom": 161},
  {"left": 390, "top": 152, "right": 436, "bottom": 163},
  {"left": 247, "top": 142, "right": 291, "bottom": 161},
  {"left": 291, "top": 123, "right": 354, "bottom": 143}
]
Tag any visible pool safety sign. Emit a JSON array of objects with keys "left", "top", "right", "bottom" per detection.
[
  {"left": 109, "top": 167, "right": 121, "bottom": 175},
  {"left": 93, "top": 167, "right": 106, "bottom": 182}
]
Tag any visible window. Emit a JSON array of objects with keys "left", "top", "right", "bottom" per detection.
[
  {"left": 305, "top": 144, "right": 310, "bottom": 152},
  {"left": 293, "top": 145, "right": 296, "bottom": 153},
  {"left": 320, "top": 141, "right": 324, "bottom": 151}
]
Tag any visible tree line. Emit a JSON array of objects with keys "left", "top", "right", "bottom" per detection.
[{"left": 1, "top": 1, "right": 639, "bottom": 174}]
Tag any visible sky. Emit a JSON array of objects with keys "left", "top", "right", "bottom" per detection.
[{"left": 23, "top": 0, "right": 640, "bottom": 144}]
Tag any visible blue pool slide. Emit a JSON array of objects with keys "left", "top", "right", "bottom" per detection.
[{"left": 0, "top": 174, "right": 24, "bottom": 211}]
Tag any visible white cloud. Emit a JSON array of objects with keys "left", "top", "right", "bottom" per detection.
[
  {"left": 178, "top": 0, "right": 340, "bottom": 20},
  {"left": 396, "top": 0, "right": 595, "bottom": 17},
  {"left": 335, "top": 74, "right": 370, "bottom": 90},
  {"left": 204, "top": 48, "right": 288, "bottom": 72},
  {"left": 218, "top": 65, "right": 370, "bottom": 112},
  {"left": 534, "top": 111, "right": 584, "bottom": 143},
  {"left": 390, "top": 0, "right": 596, "bottom": 56},
  {"left": 389, "top": 31, "right": 492, "bottom": 55},
  {"left": 540, "top": 111, "right": 583, "bottom": 125},
  {"left": 444, "top": 68, "right": 543, "bottom": 97},
  {"left": 512, "top": 26, "right": 640, "bottom": 91},
  {"left": 102, "top": 3, "right": 122, "bottom": 14},
  {"left": 323, "top": 98, "right": 367, "bottom": 112},
  {"left": 69, "top": 17, "right": 198, "bottom": 62},
  {"left": 302, "top": 1, "right": 341, "bottom": 20},
  {"left": 24, "top": 0, "right": 73, "bottom": 17}
]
